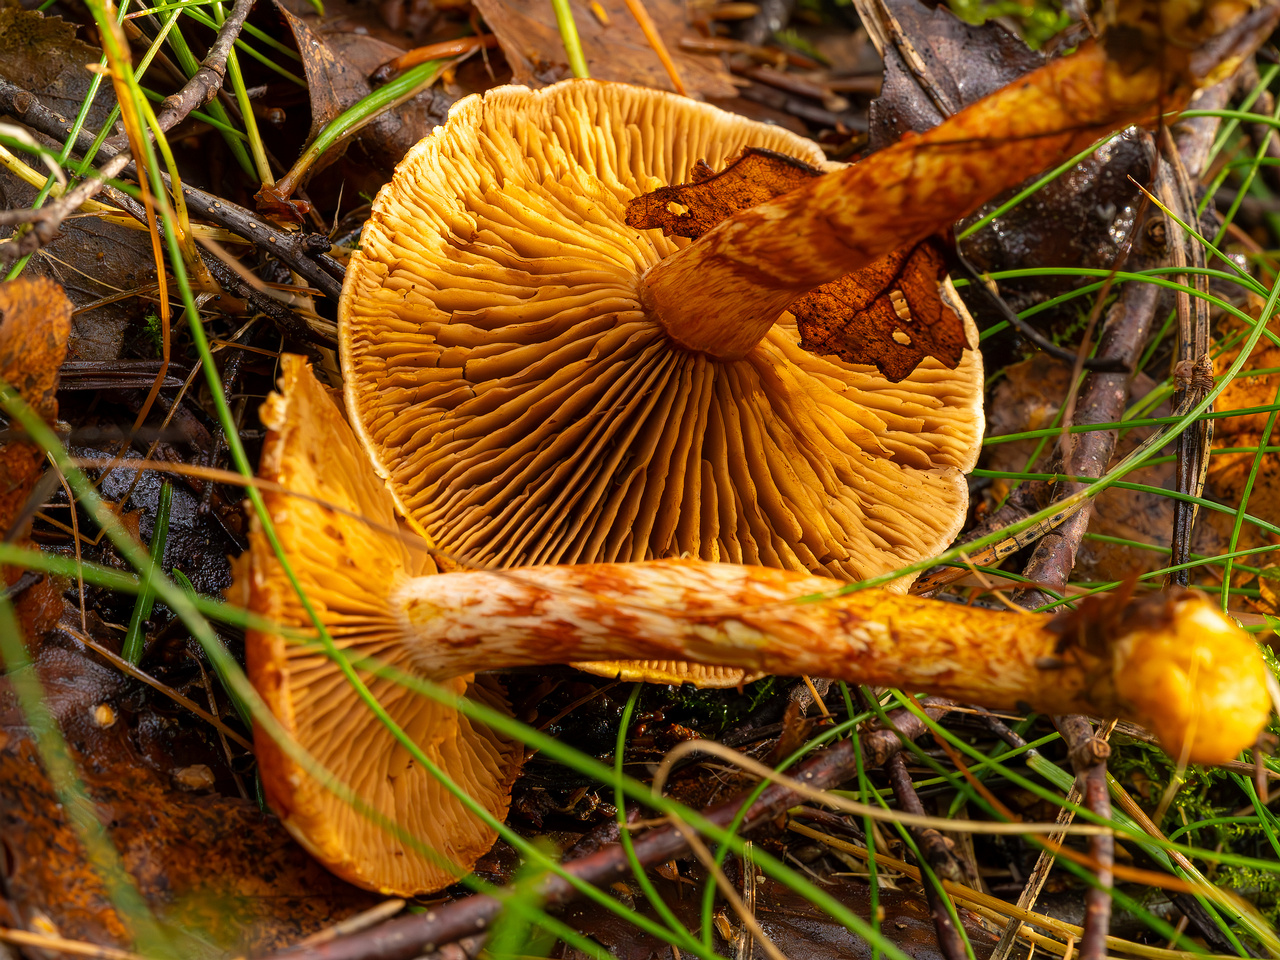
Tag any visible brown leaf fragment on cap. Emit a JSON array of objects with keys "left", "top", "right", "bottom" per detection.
[
  {"left": 793, "top": 238, "right": 967, "bottom": 383},
  {"left": 627, "top": 148, "right": 965, "bottom": 380},
  {"left": 625, "top": 147, "right": 821, "bottom": 238}
]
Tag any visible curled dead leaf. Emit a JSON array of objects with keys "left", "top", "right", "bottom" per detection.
[{"left": 624, "top": 147, "right": 821, "bottom": 238}]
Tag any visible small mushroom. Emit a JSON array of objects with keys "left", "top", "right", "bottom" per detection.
[
  {"left": 339, "top": 80, "right": 985, "bottom": 686},
  {"left": 244, "top": 357, "right": 1271, "bottom": 895}
]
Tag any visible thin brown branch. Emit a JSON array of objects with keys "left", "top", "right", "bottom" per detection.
[
  {"left": 886, "top": 752, "right": 967, "bottom": 960},
  {"left": 0, "top": 151, "right": 132, "bottom": 263},
  {"left": 0, "top": 76, "right": 344, "bottom": 302},
  {"left": 979, "top": 712, "right": 1258, "bottom": 956},
  {"left": 99, "top": 182, "right": 334, "bottom": 347},
  {"left": 1054, "top": 715, "right": 1114, "bottom": 960},
  {"left": 1160, "top": 124, "right": 1214, "bottom": 587},
  {"left": 110, "top": 0, "right": 256, "bottom": 148},
  {"left": 1009, "top": 132, "right": 1165, "bottom": 611},
  {"left": 987, "top": 778, "right": 1082, "bottom": 960}
]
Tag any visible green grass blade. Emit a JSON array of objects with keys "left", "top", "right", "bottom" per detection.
[{"left": 122, "top": 480, "right": 172, "bottom": 664}]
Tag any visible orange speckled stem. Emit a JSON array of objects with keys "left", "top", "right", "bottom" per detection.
[
  {"left": 393, "top": 559, "right": 1270, "bottom": 765},
  {"left": 644, "top": 39, "right": 1195, "bottom": 360}
]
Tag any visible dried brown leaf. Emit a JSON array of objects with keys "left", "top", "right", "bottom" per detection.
[
  {"left": 863, "top": 0, "right": 1044, "bottom": 151},
  {"left": 270, "top": 0, "right": 452, "bottom": 190},
  {"left": 791, "top": 239, "right": 966, "bottom": 382},
  {"left": 625, "top": 148, "right": 820, "bottom": 237},
  {"left": 471, "top": 0, "right": 734, "bottom": 97}
]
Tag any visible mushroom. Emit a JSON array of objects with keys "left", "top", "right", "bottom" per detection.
[
  {"left": 338, "top": 80, "right": 987, "bottom": 686},
  {"left": 244, "top": 356, "right": 1272, "bottom": 896},
  {"left": 335, "top": 7, "right": 1280, "bottom": 687}
]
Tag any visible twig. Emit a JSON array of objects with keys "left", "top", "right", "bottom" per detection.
[
  {"left": 1160, "top": 125, "right": 1214, "bottom": 587},
  {"left": 100, "top": 182, "right": 335, "bottom": 347},
  {"left": 1054, "top": 715, "right": 1114, "bottom": 960},
  {"left": 988, "top": 777, "right": 1083, "bottom": 960},
  {"left": 0, "top": 77, "right": 344, "bottom": 302},
  {"left": 0, "top": 928, "right": 146, "bottom": 960},
  {"left": 0, "top": 151, "right": 133, "bottom": 263},
  {"left": 107, "top": 0, "right": 257, "bottom": 148},
  {"left": 1007, "top": 275, "right": 1162, "bottom": 610},
  {"left": 263, "top": 700, "right": 954, "bottom": 960},
  {"left": 371, "top": 36, "right": 498, "bottom": 84},
  {"left": 1008, "top": 160, "right": 1167, "bottom": 611},
  {"left": 981, "top": 713, "right": 1258, "bottom": 957},
  {"left": 886, "top": 752, "right": 967, "bottom": 960}
]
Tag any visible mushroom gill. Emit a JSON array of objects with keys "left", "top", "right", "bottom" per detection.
[
  {"left": 340, "top": 82, "right": 984, "bottom": 684},
  {"left": 246, "top": 357, "right": 522, "bottom": 895}
]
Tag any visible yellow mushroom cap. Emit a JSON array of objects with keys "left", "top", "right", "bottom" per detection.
[
  {"left": 1110, "top": 591, "right": 1272, "bottom": 765},
  {"left": 339, "top": 79, "right": 984, "bottom": 686},
  {"left": 245, "top": 355, "right": 523, "bottom": 896}
]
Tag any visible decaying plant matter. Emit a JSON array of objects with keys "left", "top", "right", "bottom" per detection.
[{"left": 242, "top": 357, "right": 1271, "bottom": 896}]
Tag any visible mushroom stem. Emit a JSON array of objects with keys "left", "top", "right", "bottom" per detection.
[
  {"left": 641, "top": 22, "right": 1270, "bottom": 360},
  {"left": 393, "top": 560, "right": 1269, "bottom": 766}
]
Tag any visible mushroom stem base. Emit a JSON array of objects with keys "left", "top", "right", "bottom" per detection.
[{"left": 640, "top": 263, "right": 798, "bottom": 361}]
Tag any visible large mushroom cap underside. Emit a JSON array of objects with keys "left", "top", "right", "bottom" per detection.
[
  {"left": 340, "top": 79, "right": 984, "bottom": 684},
  {"left": 246, "top": 355, "right": 523, "bottom": 895}
]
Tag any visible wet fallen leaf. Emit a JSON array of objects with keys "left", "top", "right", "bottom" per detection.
[
  {"left": 0, "top": 638, "right": 381, "bottom": 955},
  {"left": 859, "top": 1, "right": 1152, "bottom": 330},
  {"left": 626, "top": 148, "right": 966, "bottom": 380},
  {"left": 0, "top": 9, "right": 159, "bottom": 358},
  {"left": 0, "top": 6, "right": 117, "bottom": 131},
  {"left": 958, "top": 128, "right": 1157, "bottom": 317},
  {"left": 471, "top": 0, "right": 734, "bottom": 97},
  {"left": 862, "top": 0, "right": 1043, "bottom": 151},
  {"left": 268, "top": 0, "right": 453, "bottom": 205}
]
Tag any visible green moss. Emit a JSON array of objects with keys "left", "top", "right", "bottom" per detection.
[
  {"left": 663, "top": 675, "right": 780, "bottom": 734},
  {"left": 142, "top": 312, "right": 163, "bottom": 354},
  {"left": 946, "top": 0, "right": 1070, "bottom": 48}
]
